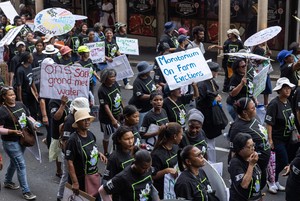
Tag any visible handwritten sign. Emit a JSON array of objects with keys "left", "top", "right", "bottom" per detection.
[
  {"left": 34, "top": 8, "right": 75, "bottom": 36},
  {"left": 253, "top": 66, "right": 268, "bottom": 98},
  {"left": 85, "top": 42, "right": 105, "bottom": 63},
  {"left": 0, "top": 25, "right": 24, "bottom": 47},
  {"left": 116, "top": 37, "right": 139, "bottom": 55},
  {"left": 155, "top": 48, "right": 212, "bottom": 90},
  {"left": 107, "top": 55, "right": 134, "bottom": 81},
  {"left": 40, "top": 61, "right": 90, "bottom": 100}
]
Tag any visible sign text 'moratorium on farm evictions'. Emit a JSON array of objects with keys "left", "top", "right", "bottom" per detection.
[
  {"left": 155, "top": 48, "right": 212, "bottom": 90},
  {"left": 39, "top": 61, "right": 90, "bottom": 100}
]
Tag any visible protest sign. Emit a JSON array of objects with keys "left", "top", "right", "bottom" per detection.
[
  {"left": 116, "top": 37, "right": 139, "bottom": 55},
  {"left": 253, "top": 66, "right": 268, "bottom": 98},
  {"left": 107, "top": 54, "right": 134, "bottom": 81},
  {"left": 85, "top": 42, "right": 105, "bottom": 63},
  {"left": 0, "top": 25, "right": 25, "bottom": 47},
  {"left": 32, "top": 67, "right": 41, "bottom": 85},
  {"left": 40, "top": 62, "right": 90, "bottom": 100},
  {"left": 155, "top": 48, "right": 212, "bottom": 90},
  {"left": 34, "top": 8, "right": 75, "bottom": 36},
  {"left": 0, "top": 1, "right": 18, "bottom": 24}
]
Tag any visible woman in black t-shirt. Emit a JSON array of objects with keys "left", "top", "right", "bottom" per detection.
[
  {"left": 123, "top": 105, "right": 141, "bottom": 145},
  {"left": 0, "top": 87, "right": 37, "bottom": 199},
  {"left": 265, "top": 77, "right": 296, "bottom": 193},
  {"left": 99, "top": 149, "right": 159, "bottom": 201},
  {"left": 226, "top": 58, "right": 249, "bottom": 121},
  {"left": 285, "top": 148, "right": 300, "bottom": 201},
  {"left": 103, "top": 126, "right": 134, "bottom": 200},
  {"left": 229, "top": 133, "right": 262, "bottom": 201},
  {"left": 229, "top": 97, "right": 270, "bottom": 190},
  {"left": 175, "top": 145, "right": 216, "bottom": 201},
  {"left": 66, "top": 110, "right": 107, "bottom": 199},
  {"left": 140, "top": 91, "right": 169, "bottom": 150},
  {"left": 151, "top": 122, "right": 183, "bottom": 199},
  {"left": 16, "top": 52, "right": 38, "bottom": 120}
]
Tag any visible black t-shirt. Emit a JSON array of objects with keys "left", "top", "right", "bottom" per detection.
[
  {"left": 153, "top": 63, "right": 166, "bottom": 85},
  {"left": 66, "top": 131, "right": 99, "bottom": 180},
  {"left": 69, "top": 35, "right": 80, "bottom": 53},
  {"left": 140, "top": 109, "right": 169, "bottom": 147},
  {"left": 293, "top": 87, "right": 300, "bottom": 131},
  {"left": 223, "top": 40, "right": 244, "bottom": 66},
  {"left": 175, "top": 169, "right": 210, "bottom": 201},
  {"left": 229, "top": 118, "right": 271, "bottom": 166},
  {"left": 265, "top": 97, "right": 295, "bottom": 144},
  {"left": 228, "top": 155, "right": 262, "bottom": 201},
  {"left": 25, "top": 41, "right": 35, "bottom": 53},
  {"left": 78, "top": 33, "right": 89, "bottom": 45},
  {"left": 180, "top": 130, "right": 207, "bottom": 154},
  {"left": 16, "top": 65, "right": 34, "bottom": 97},
  {"left": 77, "top": 58, "right": 96, "bottom": 83},
  {"left": 0, "top": 102, "right": 30, "bottom": 141},
  {"left": 98, "top": 82, "right": 122, "bottom": 124},
  {"left": 102, "top": 149, "right": 133, "bottom": 183},
  {"left": 286, "top": 150, "right": 300, "bottom": 201},
  {"left": 104, "top": 38, "right": 119, "bottom": 58},
  {"left": 49, "top": 99, "right": 69, "bottom": 139},
  {"left": 226, "top": 73, "right": 248, "bottom": 105},
  {"left": 129, "top": 76, "right": 156, "bottom": 113},
  {"left": 62, "top": 113, "right": 75, "bottom": 140},
  {"left": 151, "top": 145, "right": 178, "bottom": 199},
  {"left": 32, "top": 52, "right": 46, "bottom": 69},
  {"left": 280, "top": 63, "right": 298, "bottom": 86},
  {"left": 163, "top": 95, "right": 193, "bottom": 127},
  {"left": 9, "top": 53, "right": 20, "bottom": 73},
  {"left": 158, "top": 33, "right": 177, "bottom": 54},
  {"left": 58, "top": 57, "right": 73, "bottom": 66},
  {"left": 103, "top": 165, "right": 153, "bottom": 201}
]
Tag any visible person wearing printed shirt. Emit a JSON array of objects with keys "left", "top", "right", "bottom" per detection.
[
  {"left": 122, "top": 105, "right": 142, "bottom": 145},
  {"left": 157, "top": 21, "right": 178, "bottom": 55},
  {"left": 99, "top": 149, "right": 159, "bottom": 201},
  {"left": 129, "top": 61, "right": 157, "bottom": 129},
  {"left": 56, "top": 97, "right": 90, "bottom": 201},
  {"left": 102, "top": 126, "right": 135, "bottom": 200},
  {"left": 65, "top": 27, "right": 80, "bottom": 62},
  {"left": 284, "top": 148, "right": 300, "bottom": 201},
  {"left": 25, "top": 32, "right": 36, "bottom": 53},
  {"left": 265, "top": 77, "right": 296, "bottom": 192},
  {"left": 66, "top": 110, "right": 107, "bottom": 199},
  {"left": 48, "top": 95, "right": 70, "bottom": 179},
  {"left": 151, "top": 122, "right": 183, "bottom": 199},
  {"left": 98, "top": 69, "right": 124, "bottom": 156},
  {"left": 76, "top": 45, "right": 100, "bottom": 94},
  {"left": 78, "top": 23, "right": 89, "bottom": 45},
  {"left": 179, "top": 108, "right": 207, "bottom": 158},
  {"left": 163, "top": 83, "right": 199, "bottom": 128},
  {"left": 140, "top": 91, "right": 169, "bottom": 150},
  {"left": 9, "top": 40, "right": 26, "bottom": 87},
  {"left": 229, "top": 133, "right": 262, "bottom": 201},
  {"left": 229, "top": 98, "right": 270, "bottom": 190},
  {"left": 32, "top": 39, "right": 46, "bottom": 69},
  {"left": 175, "top": 145, "right": 217, "bottom": 201}
]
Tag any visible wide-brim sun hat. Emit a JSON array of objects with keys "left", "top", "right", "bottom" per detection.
[
  {"left": 230, "top": 29, "right": 240, "bottom": 37},
  {"left": 72, "top": 109, "right": 95, "bottom": 128},
  {"left": 42, "top": 44, "right": 59, "bottom": 55},
  {"left": 137, "top": 61, "right": 153, "bottom": 75},
  {"left": 43, "top": 34, "right": 54, "bottom": 43},
  {"left": 60, "top": 45, "right": 72, "bottom": 56},
  {"left": 273, "top": 77, "right": 295, "bottom": 91},
  {"left": 177, "top": 35, "right": 189, "bottom": 43},
  {"left": 70, "top": 97, "right": 90, "bottom": 114}
]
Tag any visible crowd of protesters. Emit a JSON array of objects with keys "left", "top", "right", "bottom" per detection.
[{"left": 0, "top": 9, "right": 298, "bottom": 201}]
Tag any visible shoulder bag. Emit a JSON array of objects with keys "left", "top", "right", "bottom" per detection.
[{"left": 3, "top": 105, "right": 36, "bottom": 147}]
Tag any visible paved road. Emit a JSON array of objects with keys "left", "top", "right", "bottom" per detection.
[{"left": 0, "top": 63, "right": 286, "bottom": 201}]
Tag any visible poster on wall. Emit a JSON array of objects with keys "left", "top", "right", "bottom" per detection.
[{"left": 127, "top": 0, "right": 157, "bottom": 36}]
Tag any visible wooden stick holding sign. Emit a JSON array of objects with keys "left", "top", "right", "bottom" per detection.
[
  {"left": 155, "top": 48, "right": 212, "bottom": 90},
  {"left": 106, "top": 54, "right": 134, "bottom": 81}
]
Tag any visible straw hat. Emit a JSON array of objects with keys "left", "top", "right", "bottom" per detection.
[
  {"left": 72, "top": 109, "right": 95, "bottom": 128},
  {"left": 42, "top": 44, "right": 59, "bottom": 54}
]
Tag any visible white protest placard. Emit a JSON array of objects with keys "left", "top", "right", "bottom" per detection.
[
  {"left": 107, "top": 54, "right": 134, "bottom": 81},
  {"left": 0, "top": 25, "right": 25, "bottom": 47},
  {"left": 116, "top": 37, "right": 139, "bottom": 55},
  {"left": 253, "top": 66, "right": 268, "bottom": 98},
  {"left": 40, "top": 62, "right": 90, "bottom": 100},
  {"left": 63, "top": 183, "right": 95, "bottom": 201},
  {"left": 85, "top": 41, "right": 105, "bottom": 63},
  {"left": 155, "top": 48, "right": 212, "bottom": 90},
  {"left": 0, "top": 1, "right": 18, "bottom": 24}
]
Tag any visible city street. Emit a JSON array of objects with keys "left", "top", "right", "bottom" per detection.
[{"left": 0, "top": 56, "right": 286, "bottom": 201}]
